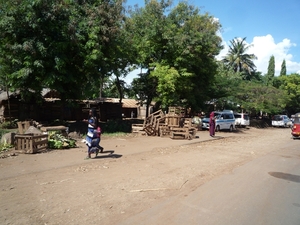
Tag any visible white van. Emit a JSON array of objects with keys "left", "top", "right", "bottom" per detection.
[
  {"left": 234, "top": 112, "right": 250, "bottom": 127},
  {"left": 214, "top": 110, "right": 235, "bottom": 132}
]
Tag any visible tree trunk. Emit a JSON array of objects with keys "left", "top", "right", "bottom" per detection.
[{"left": 6, "top": 89, "right": 11, "bottom": 125}]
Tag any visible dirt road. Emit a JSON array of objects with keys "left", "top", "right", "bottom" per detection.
[{"left": 0, "top": 127, "right": 293, "bottom": 225}]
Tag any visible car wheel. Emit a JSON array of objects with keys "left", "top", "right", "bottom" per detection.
[
  {"left": 215, "top": 125, "right": 220, "bottom": 132},
  {"left": 229, "top": 125, "right": 233, "bottom": 132}
]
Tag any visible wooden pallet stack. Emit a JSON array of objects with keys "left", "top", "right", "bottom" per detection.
[
  {"left": 143, "top": 110, "right": 165, "bottom": 136},
  {"left": 169, "top": 118, "right": 197, "bottom": 140},
  {"left": 142, "top": 107, "right": 197, "bottom": 139},
  {"left": 168, "top": 106, "right": 185, "bottom": 116}
]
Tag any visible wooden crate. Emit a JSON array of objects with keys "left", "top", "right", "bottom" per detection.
[
  {"left": 143, "top": 110, "right": 165, "bottom": 136},
  {"left": 131, "top": 124, "right": 144, "bottom": 133},
  {"left": 170, "top": 127, "right": 190, "bottom": 139},
  {"left": 15, "top": 134, "right": 48, "bottom": 154},
  {"left": 168, "top": 107, "right": 185, "bottom": 116},
  {"left": 17, "top": 121, "right": 31, "bottom": 134}
]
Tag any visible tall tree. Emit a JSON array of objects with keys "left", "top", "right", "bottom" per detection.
[
  {"left": 126, "top": 0, "right": 222, "bottom": 112},
  {"left": 280, "top": 59, "right": 287, "bottom": 76},
  {"left": 0, "top": 0, "right": 125, "bottom": 102},
  {"left": 234, "top": 80, "right": 288, "bottom": 115},
  {"left": 266, "top": 55, "right": 275, "bottom": 85},
  {"left": 131, "top": 71, "right": 158, "bottom": 117},
  {"left": 222, "top": 37, "right": 257, "bottom": 80},
  {"left": 275, "top": 73, "right": 300, "bottom": 114}
]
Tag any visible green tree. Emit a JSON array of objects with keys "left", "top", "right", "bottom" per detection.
[
  {"left": 0, "top": 0, "right": 125, "bottom": 102},
  {"left": 80, "top": 0, "right": 129, "bottom": 101},
  {"left": 275, "top": 73, "right": 300, "bottom": 114},
  {"left": 126, "top": 0, "right": 222, "bottom": 112},
  {"left": 0, "top": 0, "right": 83, "bottom": 102},
  {"left": 234, "top": 80, "right": 288, "bottom": 115},
  {"left": 131, "top": 71, "right": 158, "bottom": 116},
  {"left": 211, "top": 62, "right": 243, "bottom": 110},
  {"left": 102, "top": 77, "right": 129, "bottom": 99},
  {"left": 280, "top": 59, "right": 287, "bottom": 76},
  {"left": 266, "top": 55, "right": 275, "bottom": 86},
  {"left": 222, "top": 37, "right": 257, "bottom": 80}
]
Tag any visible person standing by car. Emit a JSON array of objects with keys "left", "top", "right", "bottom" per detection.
[{"left": 209, "top": 111, "right": 215, "bottom": 137}]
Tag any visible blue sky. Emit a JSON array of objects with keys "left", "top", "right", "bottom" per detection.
[{"left": 124, "top": 0, "right": 300, "bottom": 83}]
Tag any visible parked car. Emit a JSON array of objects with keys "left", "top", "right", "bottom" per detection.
[
  {"left": 271, "top": 115, "right": 292, "bottom": 128},
  {"left": 214, "top": 110, "right": 235, "bottom": 132},
  {"left": 234, "top": 112, "right": 250, "bottom": 127},
  {"left": 202, "top": 110, "right": 235, "bottom": 132},
  {"left": 201, "top": 117, "right": 210, "bottom": 130},
  {"left": 291, "top": 113, "right": 300, "bottom": 139}
]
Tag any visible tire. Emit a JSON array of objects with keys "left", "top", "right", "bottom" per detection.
[
  {"left": 215, "top": 125, "right": 220, "bottom": 132},
  {"left": 229, "top": 125, "right": 233, "bottom": 132}
]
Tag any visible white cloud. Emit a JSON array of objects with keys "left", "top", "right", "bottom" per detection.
[
  {"left": 218, "top": 34, "right": 300, "bottom": 75},
  {"left": 126, "top": 34, "right": 300, "bottom": 84},
  {"left": 216, "top": 40, "right": 229, "bottom": 61},
  {"left": 249, "top": 35, "right": 300, "bottom": 75}
]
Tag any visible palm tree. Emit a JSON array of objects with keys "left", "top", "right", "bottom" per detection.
[{"left": 223, "top": 37, "right": 257, "bottom": 77}]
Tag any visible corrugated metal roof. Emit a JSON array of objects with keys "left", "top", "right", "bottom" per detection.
[
  {"left": 121, "top": 99, "right": 140, "bottom": 108},
  {"left": 95, "top": 98, "right": 139, "bottom": 108},
  {"left": 43, "top": 96, "right": 142, "bottom": 108}
]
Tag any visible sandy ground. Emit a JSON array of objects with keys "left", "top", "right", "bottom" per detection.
[{"left": 0, "top": 127, "right": 293, "bottom": 225}]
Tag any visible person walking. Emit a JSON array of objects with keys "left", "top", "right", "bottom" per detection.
[
  {"left": 95, "top": 125, "right": 104, "bottom": 153},
  {"left": 83, "top": 108, "right": 100, "bottom": 159},
  {"left": 209, "top": 111, "right": 215, "bottom": 137}
]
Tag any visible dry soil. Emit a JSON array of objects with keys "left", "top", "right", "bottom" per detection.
[{"left": 0, "top": 127, "right": 293, "bottom": 225}]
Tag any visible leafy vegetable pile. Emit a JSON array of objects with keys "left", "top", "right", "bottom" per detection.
[{"left": 48, "top": 131, "right": 76, "bottom": 149}]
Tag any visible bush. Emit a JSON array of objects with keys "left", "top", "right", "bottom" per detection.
[
  {"left": 0, "top": 120, "right": 18, "bottom": 129},
  {"left": 0, "top": 129, "right": 14, "bottom": 152}
]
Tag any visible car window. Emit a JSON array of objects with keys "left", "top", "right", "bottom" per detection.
[
  {"left": 243, "top": 115, "right": 249, "bottom": 120},
  {"left": 234, "top": 114, "right": 241, "bottom": 118},
  {"left": 273, "top": 115, "right": 283, "bottom": 121}
]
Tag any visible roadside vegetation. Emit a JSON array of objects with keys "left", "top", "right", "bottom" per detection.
[{"left": 0, "top": 0, "right": 299, "bottom": 131}]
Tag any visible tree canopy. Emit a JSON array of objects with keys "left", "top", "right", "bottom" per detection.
[
  {"left": 0, "top": 0, "right": 125, "bottom": 101},
  {"left": 280, "top": 59, "right": 287, "bottom": 76},
  {"left": 0, "top": 0, "right": 299, "bottom": 119},
  {"left": 222, "top": 37, "right": 257, "bottom": 80},
  {"left": 266, "top": 55, "right": 275, "bottom": 86},
  {"left": 127, "top": 0, "right": 222, "bottom": 112}
]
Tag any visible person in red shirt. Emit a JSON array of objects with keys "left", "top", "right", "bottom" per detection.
[{"left": 209, "top": 111, "right": 215, "bottom": 137}]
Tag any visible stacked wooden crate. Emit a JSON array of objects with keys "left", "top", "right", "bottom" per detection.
[
  {"left": 169, "top": 118, "right": 197, "bottom": 140},
  {"left": 143, "top": 110, "right": 165, "bottom": 136},
  {"left": 142, "top": 106, "right": 197, "bottom": 139}
]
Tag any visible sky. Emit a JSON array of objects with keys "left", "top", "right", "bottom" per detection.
[{"left": 124, "top": 0, "right": 300, "bottom": 83}]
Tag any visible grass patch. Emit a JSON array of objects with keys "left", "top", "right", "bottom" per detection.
[
  {"left": 0, "top": 143, "right": 13, "bottom": 153},
  {"left": 102, "top": 132, "right": 129, "bottom": 138}
]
